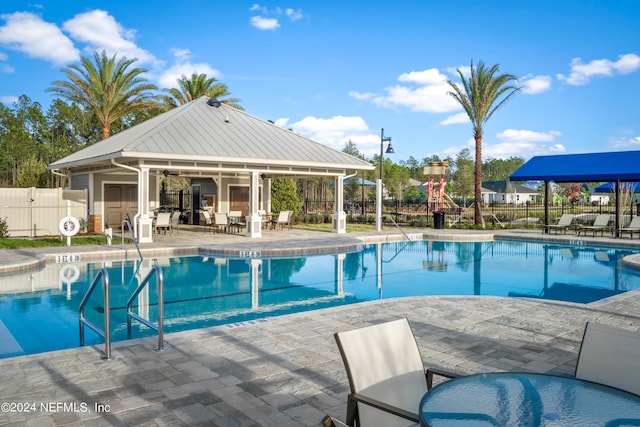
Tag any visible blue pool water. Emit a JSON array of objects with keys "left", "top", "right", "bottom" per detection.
[{"left": 1, "top": 239, "right": 639, "bottom": 358}]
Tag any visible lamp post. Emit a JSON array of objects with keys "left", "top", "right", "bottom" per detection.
[{"left": 376, "top": 128, "right": 395, "bottom": 232}]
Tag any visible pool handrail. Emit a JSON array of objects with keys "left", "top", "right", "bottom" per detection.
[
  {"left": 78, "top": 267, "right": 113, "bottom": 360},
  {"left": 121, "top": 218, "right": 143, "bottom": 261},
  {"left": 126, "top": 264, "right": 166, "bottom": 352}
]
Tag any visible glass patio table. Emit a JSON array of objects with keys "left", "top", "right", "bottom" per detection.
[{"left": 419, "top": 372, "right": 640, "bottom": 426}]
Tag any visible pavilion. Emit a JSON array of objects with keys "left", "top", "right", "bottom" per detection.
[{"left": 48, "top": 97, "right": 374, "bottom": 242}]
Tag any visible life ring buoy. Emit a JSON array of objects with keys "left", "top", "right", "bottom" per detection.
[
  {"left": 59, "top": 216, "right": 80, "bottom": 237},
  {"left": 59, "top": 264, "right": 80, "bottom": 283}
]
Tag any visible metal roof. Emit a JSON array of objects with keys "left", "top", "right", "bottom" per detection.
[
  {"left": 510, "top": 151, "right": 640, "bottom": 183},
  {"left": 49, "top": 96, "right": 374, "bottom": 174}
]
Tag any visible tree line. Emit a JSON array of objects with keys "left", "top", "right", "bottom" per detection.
[{"left": 1, "top": 52, "right": 524, "bottom": 228}]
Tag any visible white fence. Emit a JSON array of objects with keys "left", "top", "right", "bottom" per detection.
[{"left": 0, "top": 188, "right": 88, "bottom": 237}]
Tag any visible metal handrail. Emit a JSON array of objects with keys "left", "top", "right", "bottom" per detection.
[
  {"left": 387, "top": 216, "right": 413, "bottom": 241},
  {"left": 78, "top": 268, "right": 113, "bottom": 360},
  {"left": 126, "top": 264, "right": 166, "bottom": 351},
  {"left": 121, "top": 218, "right": 143, "bottom": 261}
]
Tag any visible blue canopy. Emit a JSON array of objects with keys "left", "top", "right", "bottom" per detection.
[
  {"left": 594, "top": 182, "right": 638, "bottom": 193},
  {"left": 510, "top": 151, "right": 640, "bottom": 182}
]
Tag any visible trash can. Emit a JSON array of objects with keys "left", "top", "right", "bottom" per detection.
[{"left": 433, "top": 211, "right": 445, "bottom": 229}]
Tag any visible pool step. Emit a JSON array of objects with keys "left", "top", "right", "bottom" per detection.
[{"left": 0, "top": 319, "right": 24, "bottom": 358}]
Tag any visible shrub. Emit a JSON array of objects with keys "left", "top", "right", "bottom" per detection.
[{"left": 0, "top": 217, "right": 9, "bottom": 238}]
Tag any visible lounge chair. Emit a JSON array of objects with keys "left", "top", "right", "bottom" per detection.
[
  {"left": 574, "top": 322, "right": 640, "bottom": 395},
  {"left": 334, "top": 318, "right": 459, "bottom": 427},
  {"left": 228, "top": 210, "right": 245, "bottom": 233},
  {"left": 576, "top": 214, "right": 611, "bottom": 237},
  {"left": 200, "top": 210, "right": 214, "bottom": 232},
  {"left": 618, "top": 216, "right": 640, "bottom": 239},
  {"left": 321, "top": 415, "right": 348, "bottom": 427},
  {"left": 155, "top": 212, "right": 172, "bottom": 235},
  {"left": 543, "top": 214, "right": 575, "bottom": 234}
]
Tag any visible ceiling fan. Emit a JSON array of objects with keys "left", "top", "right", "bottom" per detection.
[{"left": 161, "top": 169, "right": 181, "bottom": 177}]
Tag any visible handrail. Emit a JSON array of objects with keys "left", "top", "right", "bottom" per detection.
[
  {"left": 121, "top": 218, "right": 143, "bottom": 261},
  {"left": 126, "top": 264, "right": 166, "bottom": 351},
  {"left": 387, "top": 216, "right": 413, "bottom": 241},
  {"left": 78, "top": 268, "right": 113, "bottom": 360}
]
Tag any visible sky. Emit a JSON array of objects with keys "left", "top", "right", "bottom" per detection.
[{"left": 0, "top": 1, "right": 639, "bottom": 165}]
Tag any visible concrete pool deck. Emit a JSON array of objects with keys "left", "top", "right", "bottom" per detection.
[{"left": 1, "top": 227, "right": 639, "bottom": 426}]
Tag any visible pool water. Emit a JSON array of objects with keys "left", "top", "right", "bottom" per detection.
[{"left": 0, "top": 239, "right": 638, "bottom": 358}]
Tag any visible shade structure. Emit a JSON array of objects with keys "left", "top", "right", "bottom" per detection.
[
  {"left": 510, "top": 150, "right": 640, "bottom": 183},
  {"left": 594, "top": 182, "right": 638, "bottom": 193}
]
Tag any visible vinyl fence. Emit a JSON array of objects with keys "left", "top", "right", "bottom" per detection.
[{"left": 0, "top": 188, "right": 88, "bottom": 237}]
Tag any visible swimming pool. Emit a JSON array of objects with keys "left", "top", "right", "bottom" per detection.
[{"left": 1, "top": 239, "right": 639, "bottom": 358}]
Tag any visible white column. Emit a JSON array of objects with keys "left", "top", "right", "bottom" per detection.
[
  {"left": 138, "top": 166, "right": 154, "bottom": 243},
  {"left": 331, "top": 175, "right": 346, "bottom": 233},
  {"left": 246, "top": 171, "right": 263, "bottom": 238}
]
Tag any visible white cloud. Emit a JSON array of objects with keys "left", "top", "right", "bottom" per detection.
[
  {"left": 612, "top": 136, "right": 640, "bottom": 149},
  {"left": 62, "top": 10, "right": 158, "bottom": 65},
  {"left": 348, "top": 91, "right": 375, "bottom": 100},
  {"left": 397, "top": 68, "right": 447, "bottom": 85},
  {"left": 521, "top": 75, "right": 552, "bottom": 94},
  {"left": 286, "top": 115, "right": 380, "bottom": 155},
  {"left": 286, "top": 8, "right": 303, "bottom": 21},
  {"left": 497, "top": 129, "right": 562, "bottom": 143},
  {"left": 440, "top": 112, "right": 469, "bottom": 125},
  {"left": 250, "top": 16, "right": 280, "bottom": 30},
  {"left": 437, "top": 129, "right": 565, "bottom": 160},
  {"left": 0, "top": 12, "right": 79, "bottom": 65},
  {"left": 250, "top": 4, "right": 267, "bottom": 13},
  {"left": 0, "top": 95, "right": 19, "bottom": 105},
  {"left": 557, "top": 53, "right": 640, "bottom": 85},
  {"left": 156, "top": 49, "right": 222, "bottom": 89}
]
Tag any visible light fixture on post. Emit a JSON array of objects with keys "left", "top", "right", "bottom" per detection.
[{"left": 377, "top": 128, "right": 395, "bottom": 232}]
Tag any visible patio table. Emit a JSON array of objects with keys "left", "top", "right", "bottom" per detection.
[{"left": 419, "top": 372, "right": 640, "bottom": 426}]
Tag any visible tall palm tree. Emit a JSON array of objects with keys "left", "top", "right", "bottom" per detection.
[
  {"left": 164, "top": 72, "right": 243, "bottom": 110},
  {"left": 448, "top": 60, "right": 521, "bottom": 226},
  {"left": 48, "top": 50, "right": 160, "bottom": 140}
]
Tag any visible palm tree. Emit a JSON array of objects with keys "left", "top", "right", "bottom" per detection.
[
  {"left": 164, "top": 72, "right": 243, "bottom": 110},
  {"left": 48, "top": 50, "right": 160, "bottom": 140},
  {"left": 448, "top": 60, "right": 521, "bottom": 226}
]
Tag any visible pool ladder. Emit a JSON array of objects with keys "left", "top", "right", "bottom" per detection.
[
  {"left": 126, "top": 264, "right": 167, "bottom": 352},
  {"left": 78, "top": 264, "right": 167, "bottom": 359},
  {"left": 78, "top": 268, "right": 113, "bottom": 359}
]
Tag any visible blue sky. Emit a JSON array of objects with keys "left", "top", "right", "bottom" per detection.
[{"left": 0, "top": 1, "right": 639, "bottom": 164}]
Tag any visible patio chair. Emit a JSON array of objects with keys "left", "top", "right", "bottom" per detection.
[
  {"left": 213, "top": 212, "right": 229, "bottom": 234},
  {"left": 170, "top": 210, "right": 180, "bottom": 234},
  {"left": 334, "top": 318, "right": 459, "bottom": 427},
  {"left": 618, "top": 216, "right": 640, "bottom": 239},
  {"left": 155, "top": 212, "right": 172, "bottom": 235},
  {"left": 321, "top": 415, "right": 349, "bottom": 427},
  {"left": 271, "top": 210, "right": 292, "bottom": 230},
  {"left": 543, "top": 214, "right": 575, "bottom": 234},
  {"left": 576, "top": 214, "right": 611, "bottom": 237},
  {"left": 574, "top": 322, "right": 640, "bottom": 395},
  {"left": 199, "top": 210, "right": 215, "bottom": 232},
  {"left": 228, "top": 210, "right": 245, "bottom": 233}
]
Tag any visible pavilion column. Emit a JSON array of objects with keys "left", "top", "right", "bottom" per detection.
[
  {"left": 246, "top": 171, "right": 262, "bottom": 238},
  {"left": 138, "top": 166, "right": 154, "bottom": 243},
  {"left": 331, "top": 175, "right": 346, "bottom": 233}
]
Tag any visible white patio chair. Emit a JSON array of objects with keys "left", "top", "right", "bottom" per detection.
[
  {"left": 228, "top": 210, "right": 245, "bottom": 233},
  {"left": 543, "top": 214, "right": 575, "bottom": 234},
  {"left": 155, "top": 212, "right": 172, "bottom": 235},
  {"left": 334, "top": 318, "right": 458, "bottom": 427},
  {"left": 575, "top": 322, "right": 640, "bottom": 395},
  {"left": 213, "top": 212, "right": 229, "bottom": 234},
  {"left": 618, "top": 216, "right": 640, "bottom": 239},
  {"left": 271, "top": 210, "right": 292, "bottom": 230}
]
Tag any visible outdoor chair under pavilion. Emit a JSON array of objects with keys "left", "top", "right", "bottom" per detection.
[
  {"left": 618, "top": 216, "right": 640, "bottom": 239},
  {"left": 576, "top": 214, "right": 612, "bottom": 237},
  {"left": 154, "top": 212, "right": 172, "bottom": 235},
  {"left": 271, "top": 210, "right": 292, "bottom": 230},
  {"left": 574, "top": 322, "right": 640, "bottom": 396},
  {"left": 199, "top": 210, "right": 215, "bottom": 232},
  {"left": 213, "top": 212, "right": 229, "bottom": 233},
  {"left": 333, "top": 318, "right": 459, "bottom": 427},
  {"left": 543, "top": 214, "right": 575, "bottom": 234}
]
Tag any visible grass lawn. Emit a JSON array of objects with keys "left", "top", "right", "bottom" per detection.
[{"left": 0, "top": 235, "right": 110, "bottom": 249}]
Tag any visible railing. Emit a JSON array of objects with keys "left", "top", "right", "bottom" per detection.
[
  {"left": 78, "top": 268, "right": 113, "bottom": 360},
  {"left": 121, "top": 218, "right": 143, "bottom": 261},
  {"left": 386, "top": 216, "right": 413, "bottom": 241},
  {"left": 126, "top": 264, "right": 166, "bottom": 352}
]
